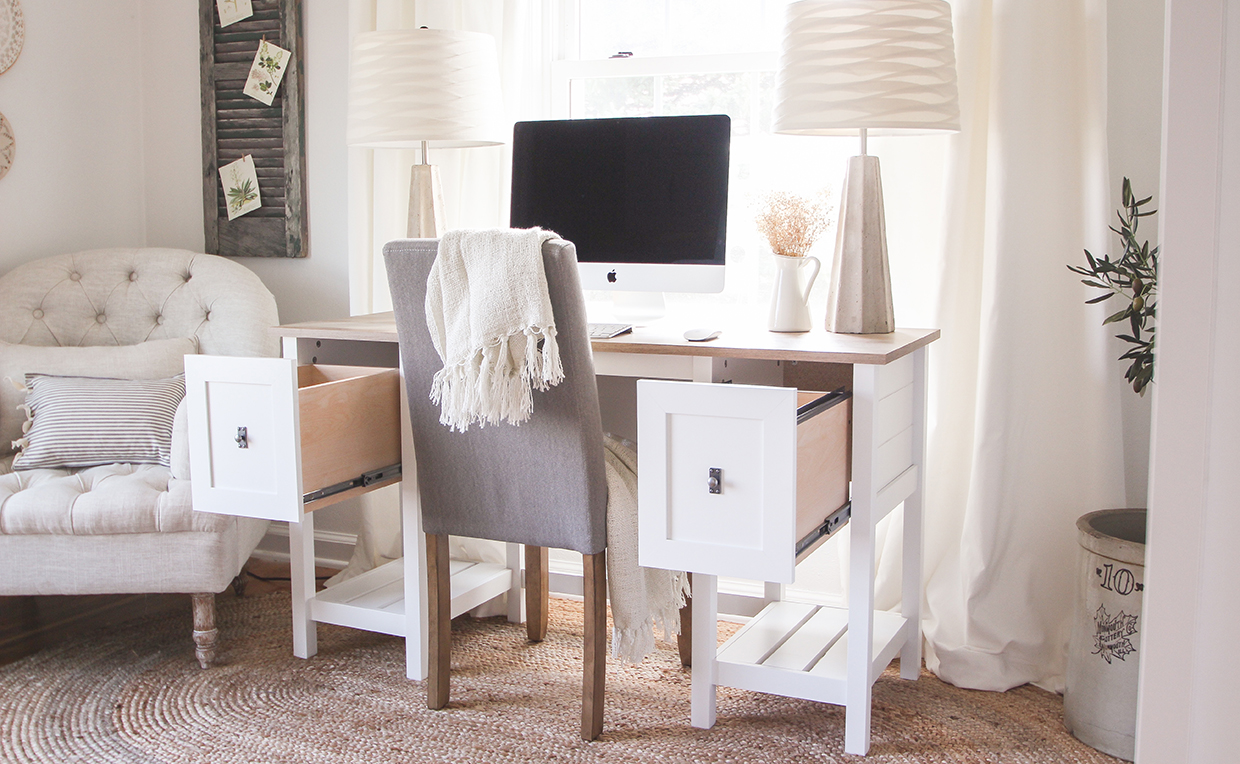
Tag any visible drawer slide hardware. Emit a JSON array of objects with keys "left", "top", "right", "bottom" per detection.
[
  {"left": 235, "top": 426, "right": 248, "bottom": 449},
  {"left": 795, "top": 501, "right": 852, "bottom": 558},
  {"left": 796, "top": 387, "right": 850, "bottom": 424},
  {"left": 708, "top": 467, "right": 722, "bottom": 494},
  {"left": 303, "top": 463, "right": 402, "bottom": 505}
]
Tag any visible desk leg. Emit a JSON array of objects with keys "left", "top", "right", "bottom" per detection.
[
  {"left": 400, "top": 356, "right": 429, "bottom": 681},
  {"left": 690, "top": 573, "right": 718, "bottom": 729},
  {"left": 289, "top": 513, "right": 318, "bottom": 659},
  {"left": 845, "top": 364, "right": 879, "bottom": 756},
  {"left": 901, "top": 346, "right": 927, "bottom": 680},
  {"left": 506, "top": 542, "right": 525, "bottom": 624}
]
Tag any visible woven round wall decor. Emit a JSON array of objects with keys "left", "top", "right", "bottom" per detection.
[
  {"left": 0, "top": 0, "right": 24, "bottom": 75},
  {"left": 0, "top": 111, "right": 14, "bottom": 180}
]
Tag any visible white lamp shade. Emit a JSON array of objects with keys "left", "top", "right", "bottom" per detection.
[
  {"left": 774, "top": 0, "right": 961, "bottom": 135},
  {"left": 347, "top": 28, "right": 506, "bottom": 149}
]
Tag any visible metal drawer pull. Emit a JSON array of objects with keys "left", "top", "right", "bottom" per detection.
[
  {"left": 235, "top": 427, "right": 248, "bottom": 449},
  {"left": 708, "top": 467, "right": 722, "bottom": 494}
]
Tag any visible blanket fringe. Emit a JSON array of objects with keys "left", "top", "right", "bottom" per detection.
[{"left": 429, "top": 324, "right": 564, "bottom": 433}]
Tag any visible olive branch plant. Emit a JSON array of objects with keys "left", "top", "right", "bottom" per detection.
[{"left": 1068, "top": 177, "right": 1159, "bottom": 395}]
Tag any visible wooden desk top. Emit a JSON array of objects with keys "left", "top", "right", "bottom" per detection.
[{"left": 275, "top": 312, "right": 939, "bottom": 366}]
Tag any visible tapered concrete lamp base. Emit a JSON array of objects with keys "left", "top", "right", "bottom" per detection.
[
  {"left": 408, "top": 159, "right": 445, "bottom": 239},
  {"left": 826, "top": 154, "right": 895, "bottom": 335}
]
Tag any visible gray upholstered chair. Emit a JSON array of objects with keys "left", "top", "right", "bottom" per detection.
[
  {"left": 0, "top": 248, "right": 278, "bottom": 667},
  {"left": 385, "top": 237, "right": 609, "bottom": 740}
]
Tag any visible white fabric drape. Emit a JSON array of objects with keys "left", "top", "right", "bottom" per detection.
[
  {"left": 338, "top": 0, "right": 572, "bottom": 585},
  {"left": 917, "top": 0, "right": 1127, "bottom": 692}
]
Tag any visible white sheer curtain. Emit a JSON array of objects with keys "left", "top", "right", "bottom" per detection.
[
  {"left": 918, "top": 0, "right": 1127, "bottom": 692},
  {"left": 339, "top": 0, "right": 572, "bottom": 584}
]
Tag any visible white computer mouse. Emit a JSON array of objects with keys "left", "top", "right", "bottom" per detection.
[{"left": 683, "top": 328, "right": 722, "bottom": 342}]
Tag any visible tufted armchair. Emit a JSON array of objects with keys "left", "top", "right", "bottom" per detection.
[{"left": 0, "top": 247, "right": 278, "bottom": 667}]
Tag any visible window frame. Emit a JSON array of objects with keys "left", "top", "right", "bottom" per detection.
[{"left": 550, "top": 52, "right": 778, "bottom": 119}]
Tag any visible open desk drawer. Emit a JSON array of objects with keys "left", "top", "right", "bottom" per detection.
[
  {"left": 637, "top": 380, "right": 851, "bottom": 583},
  {"left": 184, "top": 356, "right": 401, "bottom": 523}
]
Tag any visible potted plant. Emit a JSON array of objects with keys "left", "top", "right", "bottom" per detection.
[
  {"left": 1068, "top": 177, "right": 1159, "bottom": 394},
  {"left": 1062, "top": 177, "right": 1157, "bottom": 761}
]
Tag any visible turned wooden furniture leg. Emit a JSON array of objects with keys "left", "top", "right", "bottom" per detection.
[
  {"left": 427, "top": 533, "right": 452, "bottom": 710},
  {"left": 677, "top": 572, "right": 693, "bottom": 667},
  {"left": 191, "top": 593, "right": 218, "bottom": 669},
  {"left": 582, "top": 550, "right": 607, "bottom": 741},
  {"left": 525, "top": 544, "right": 549, "bottom": 642}
]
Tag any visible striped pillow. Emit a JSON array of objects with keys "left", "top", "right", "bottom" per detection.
[{"left": 12, "top": 374, "right": 185, "bottom": 470}]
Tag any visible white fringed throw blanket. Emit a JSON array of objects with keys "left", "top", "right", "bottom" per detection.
[
  {"left": 424, "top": 228, "right": 562, "bottom": 432},
  {"left": 604, "top": 435, "right": 691, "bottom": 663}
]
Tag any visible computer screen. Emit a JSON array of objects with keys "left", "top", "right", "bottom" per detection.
[{"left": 509, "top": 114, "right": 730, "bottom": 297}]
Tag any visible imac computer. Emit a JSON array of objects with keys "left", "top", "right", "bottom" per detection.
[{"left": 509, "top": 114, "right": 731, "bottom": 323}]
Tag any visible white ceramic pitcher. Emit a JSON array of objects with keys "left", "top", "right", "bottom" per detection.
[{"left": 768, "top": 254, "right": 821, "bottom": 332}]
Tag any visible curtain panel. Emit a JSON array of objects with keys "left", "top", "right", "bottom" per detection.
[{"left": 920, "top": 0, "right": 1127, "bottom": 692}]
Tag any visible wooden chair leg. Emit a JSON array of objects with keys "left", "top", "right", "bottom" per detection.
[
  {"left": 427, "top": 533, "right": 452, "bottom": 710},
  {"left": 582, "top": 550, "right": 606, "bottom": 741},
  {"left": 677, "top": 572, "right": 693, "bottom": 667},
  {"left": 525, "top": 544, "right": 549, "bottom": 642},
  {"left": 191, "top": 593, "right": 217, "bottom": 669}
]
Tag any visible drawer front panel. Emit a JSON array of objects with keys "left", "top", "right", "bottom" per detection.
[
  {"left": 638, "top": 380, "right": 798, "bottom": 583},
  {"left": 666, "top": 412, "right": 767, "bottom": 548},
  {"left": 186, "top": 355, "right": 302, "bottom": 522}
]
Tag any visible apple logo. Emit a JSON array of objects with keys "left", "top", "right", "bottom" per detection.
[{"left": 607, "top": 270, "right": 618, "bottom": 283}]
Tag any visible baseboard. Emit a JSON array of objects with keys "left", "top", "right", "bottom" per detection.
[{"left": 251, "top": 526, "right": 354, "bottom": 570}]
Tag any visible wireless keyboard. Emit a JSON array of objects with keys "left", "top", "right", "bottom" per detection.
[{"left": 587, "top": 323, "right": 633, "bottom": 339}]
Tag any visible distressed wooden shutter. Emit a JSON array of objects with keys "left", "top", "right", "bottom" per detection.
[{"left": 199, "top": 0, "right": 308, "bottom": 258}]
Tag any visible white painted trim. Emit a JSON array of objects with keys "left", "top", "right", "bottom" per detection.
[
  {"left": 252, "top": 525, "right": 355, "bottom": 570},
  {"left": 1137, "top": 0, "right": 1240, "bottom": 760}
]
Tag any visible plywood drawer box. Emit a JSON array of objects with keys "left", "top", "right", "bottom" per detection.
[
  {"left": 184, "top": 356, "right": 401, "bottom": 523},
  {"left": 636, "top": 380, "right": 851, "bottom": 583}
]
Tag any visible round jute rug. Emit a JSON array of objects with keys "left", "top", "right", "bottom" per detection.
[{"left": 0, "top": 592, "right": 1121, "bottom": 764}]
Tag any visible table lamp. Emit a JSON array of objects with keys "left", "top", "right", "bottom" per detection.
[
  {"left": 347, "top": 28, "right": 506, "bottom": 238},
  {"left": 774, "top": 0, "right": 960, "bottom": 334}
]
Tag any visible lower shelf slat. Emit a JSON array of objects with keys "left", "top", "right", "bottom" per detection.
[
  {"left": 307, "top": 557, "right": 512, "bottom": 637},
  {"left": 715, "top": 601, "right": 909, "bottom": 707}
]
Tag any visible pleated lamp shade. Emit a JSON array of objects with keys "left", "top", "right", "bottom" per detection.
[
  {"left": 774, "top": 0, "right": 960, "bottom": 135},
  {"left": 347, "top": 28, "right": 506, "bottom": 149}
]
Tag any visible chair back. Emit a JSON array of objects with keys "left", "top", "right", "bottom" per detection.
[
  {"left": 0, "top": 247, "right": 279, "bottom": 358},
  {"left": 384, "top": 238, "right": 607, "bottom": 555}
]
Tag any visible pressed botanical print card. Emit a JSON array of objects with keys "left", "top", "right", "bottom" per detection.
[
  {"left": 216, "top": 0, "right": 253, "bottom": 28},
  {"left": 243, "top": 39, "right": 291, "bottom": 106},
  {"left": 219, "top": 155, "right": 261, "bottom": 220}
]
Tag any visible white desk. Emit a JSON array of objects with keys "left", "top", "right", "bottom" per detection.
[{"left": 191, "top": 311, "right": 937, "bottom": 756}]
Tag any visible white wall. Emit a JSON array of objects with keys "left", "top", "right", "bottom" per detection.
[
  {"left": 0, "top": 1, "right": 149, "bottom": 268},
  {"left": 1107, "top": 0, "right": 1164, "bottom": 508},
  {"left": 1135, "top": 0, "right": 1240, "bottom": 760}
]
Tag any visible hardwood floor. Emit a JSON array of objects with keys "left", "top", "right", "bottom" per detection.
[{"left": 0, "top": 558, "right": 336, "bottom": 668}]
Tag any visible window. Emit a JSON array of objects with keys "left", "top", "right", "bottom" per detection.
[
  {"left": 553, "top": 54, "right": 855, "bottom": 313},
  {"left": 557, "top": 0, "right": 950, "bottom": 321}
]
